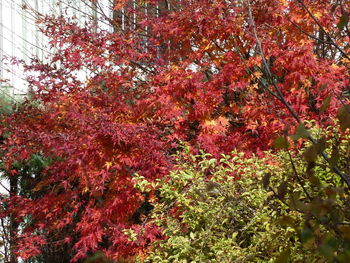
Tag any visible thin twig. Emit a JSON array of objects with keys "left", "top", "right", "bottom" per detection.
[
  {"left": 287, "top": 150, "right": 313, "bottom": 201},
  {"left": 295, "top": 0, "right": 350, "bottom": 61},
  {"left": 0, "top": 181, "right": 10, "bottom": 193},
  {"left": 246, "top": 0, "right": 350, "bottom": 188}
]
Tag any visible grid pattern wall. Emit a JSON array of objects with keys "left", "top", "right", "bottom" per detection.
[{"left": 0, "top": 0, "right": 113, "bottom": 99}]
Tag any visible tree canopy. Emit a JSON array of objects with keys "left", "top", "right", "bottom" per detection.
[{"left": 0, "top": 0, "right": 349, "bottom": 262}]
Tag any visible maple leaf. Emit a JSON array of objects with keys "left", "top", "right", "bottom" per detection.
[{"left": 202, "top": 116, "right": 229, "bottom": 135}]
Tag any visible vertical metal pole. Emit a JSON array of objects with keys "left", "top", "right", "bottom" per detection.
[
  {"left": 22, "top": 0, "right": 28, "bottom": 64},
  {"left": 35, "top": 0, "right": 40, "bottom": 58},
  {"left": 11, "top": 0, "right": 14, "bottom": 57},
  {"left": 92, "top": 0, "right": 98, "bottom": 32},
  {"left": 10, "top": 0, "right": 15, "bottom": 95},
  {"left": 77, "top": 0, "right": 81, "bottom": 21},
  {"left": 40, "top": 0, "right": 44, "bottom": 60},
  {"left": 58, "top": 0, "right": 62, "bottom": 16}
]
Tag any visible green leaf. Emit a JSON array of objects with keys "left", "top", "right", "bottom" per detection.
[
  {"left": 320, "top": 83, "right": 328, "bottom": 91},
  {"left": 339, "top": 225, "right": 350, "bottom": 241},
  {"left": 290, "top": 123, "right": 310, "bottom": 140},
  {"left": 337, "top": 14, "right": 349, "bottom": 30},
  {"left": 329, "top": 147, "right": 340, "bottom": 168},
  {"left": 84, "top": 251, "right": 109, "bottom": 263},
  {"left": 303, "top": 145, "right": 318, "bottom": 163},
  {"left": 300, "top": 227, "right": 313, "bottom": 243},
  {"left": 319, "top": 95, "right": 331, "bottom": 114},
  {"left": 315, "top": 136, "right": 326, "bottom": 154},
  {"left": 309, "top": 175, "right": 321, "bottom": 186},
  {"left": 273, "top": 136, "right": 289, "bottom": 149},
  {"left": 190, "top": 232, "right": 195, "bottom": 240},
  {"left": 319, "top": 237, "right": 339, "bottom": 260},
  {"left": 302, "top": 137, "right": 326, "bottom": 164},
  {"left": 262, "top": 173, "right": 272, "bottom": 189},
  {"left": 208, "top": 158, "right": 216, "bottom": 166},
  {"left": 277, "top": 181, "right": 288, "bottom": 199},
  {"left": 274, "top": 248, "right": 291, "bottom": 263},
  {"left": 337, "top": 105, "right": 350, "bottom": 131},
  {"left": 278, "top": 215, "right": 294, "bottom": 227}
]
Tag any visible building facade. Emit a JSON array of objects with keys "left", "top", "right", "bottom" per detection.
[{"left": 0, "top": 0, "right": 113, "bottom": 100}]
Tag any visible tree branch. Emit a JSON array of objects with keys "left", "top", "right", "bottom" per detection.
[
  {"left": 246, "top": 0, "right": 350, "bottom": 188},
  {"left": 295, "top": 0, "right": 350, "bottom": 61}
]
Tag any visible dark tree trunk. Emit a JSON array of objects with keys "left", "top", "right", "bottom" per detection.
[{"left": 9, "top": 175, "right": 18, "bottom": 263}]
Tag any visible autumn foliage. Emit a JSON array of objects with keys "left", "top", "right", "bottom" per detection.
[{"left": 0, "top": 0, "right": 349, "bottom": 261}]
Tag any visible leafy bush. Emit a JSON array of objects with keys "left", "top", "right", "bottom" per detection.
[{"left": 138, "top": 121, "right": 350, "bottom": 262}]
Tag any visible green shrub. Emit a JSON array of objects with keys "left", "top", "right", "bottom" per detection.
[{"left": 137, "top": 122, "right": 350, "bottom": 262}]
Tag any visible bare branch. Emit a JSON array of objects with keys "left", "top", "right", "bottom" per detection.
[
  {"left": 295, "top": 0, "right": 350, "bottom": 61},
  {"left": 246, "top": 0, "right": 350, "bottom": 188}
]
